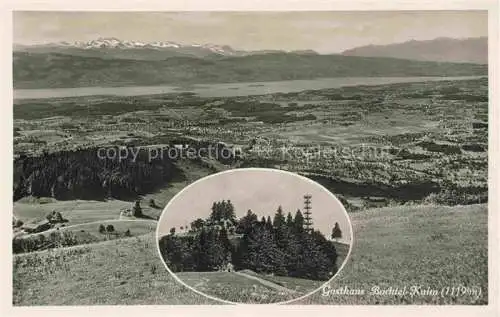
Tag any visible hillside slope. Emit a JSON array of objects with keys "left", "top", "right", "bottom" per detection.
[
  {"left": 13, "top": 203, "right": 487, "bottom": 305},
  {"left": 342, "top": 37, "right": 487, "bottom": 64},
  {"left": 13, "top": 52, "right": 487, "bottom": 89}
]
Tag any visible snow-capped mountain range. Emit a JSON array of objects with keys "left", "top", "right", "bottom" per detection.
[{"left": 19, "top": 37, "right": 239, "bottom": 55}]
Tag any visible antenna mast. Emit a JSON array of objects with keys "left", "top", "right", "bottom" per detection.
[{"left": 303, "top": 194, "right": 313, "bottom": 233}]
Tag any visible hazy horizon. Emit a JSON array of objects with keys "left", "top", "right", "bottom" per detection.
[
  {"left": 157, "top": 169, "right": 353, "bottom": 244},
  {"left": 14, "top": 11, "right": 487, "bottom": 53}
]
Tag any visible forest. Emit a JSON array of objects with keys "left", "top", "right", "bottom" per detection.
[
  {"left": 158, "top": 200, "right": 341, "bottom": 281},
  {"left": 13, "top": 147, "right": 178, "bottom": 201}
]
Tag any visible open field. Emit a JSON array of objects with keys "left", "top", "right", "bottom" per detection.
[
  {"left": 297, "top": 204, "right": 488, "bottom": 305},
  {"left": 13, "top": 235, "right": 216, "bottom": 305},
  {"left": 14, "top": 200, "right": 130, "bottom": 224},
  {"left": 13, "top": 203, "right": 487, "bottom": 305},
  {"left": 14, "top": 199, "right": 162, "bottom": 225}
]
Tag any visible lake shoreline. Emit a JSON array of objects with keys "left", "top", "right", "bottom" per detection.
[{"left": 14, "top": 76, "right": 485, "bottom": 100}]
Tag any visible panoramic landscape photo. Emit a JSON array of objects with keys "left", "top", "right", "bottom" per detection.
[
  {"left": 12, "top": 11, "right": 488, "bottom": 305},
  {"left": 157, "top": 169, "right": 352, "bottom": 304}
]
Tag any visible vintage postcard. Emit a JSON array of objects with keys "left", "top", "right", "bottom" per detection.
[{"left": 2, "top": 2, "right": 499, "bottom": 316}]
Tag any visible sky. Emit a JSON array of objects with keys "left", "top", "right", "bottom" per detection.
[
  {"left": 13, "top": 11, "right": 488, "bottom": 53},
  {"left": 157, "top": 169, "right": 353, "bottom": 244}
]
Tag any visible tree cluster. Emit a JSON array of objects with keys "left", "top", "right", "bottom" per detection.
[
  {"left": 159, "top": 201, "right": 339, "bottom": 281},
  {"left": 12, "top": 230, "right": 79, "bottom": 254},
  {"left": 98, "top": 224, "right": 116, "bottom": 234},
  {"left": 208, "top": 200, "right": 237, "bottom": 224}
]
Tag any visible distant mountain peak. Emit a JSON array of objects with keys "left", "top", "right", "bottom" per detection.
[
  {"left": 15, "top": 38, "right": 322, "bottom": 58},
  {"left": 18, "top": 37, "right": 239, "bottom": 55},
  {"left": 342, "top": 37, "right": 487, "bottom": 64}
]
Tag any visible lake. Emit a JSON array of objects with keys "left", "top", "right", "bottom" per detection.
[{"left": 14, "top": 76, "right": 483, "bottom": 100}]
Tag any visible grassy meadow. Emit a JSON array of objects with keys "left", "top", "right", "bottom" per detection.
[
  {"left": 14, "top": 199, "right": 131, "bottom": 225},
  {"left": 177, "top": 271, "right": 298, "bottom": 304},
  {"left": 13, "top": 203, "right": 487, "bottom": 305}
]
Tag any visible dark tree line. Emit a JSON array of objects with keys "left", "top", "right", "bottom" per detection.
[
  {"left": 159, "top": 201, "right": 339, "bottom": 281},
  {"left": 13, "top": 147, "right": 178, "bottom": 201}
]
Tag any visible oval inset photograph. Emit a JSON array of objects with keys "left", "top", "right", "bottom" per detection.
[{"left": 156, "top": 168, "right": 353, "bottom": 304}]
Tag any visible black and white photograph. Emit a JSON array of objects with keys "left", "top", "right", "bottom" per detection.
[
  {"left": 157, "top": 169, "right": 352, "bottom": 304},
  {"left": 8, "top": 8, "right": 493, "bottom": 308}
]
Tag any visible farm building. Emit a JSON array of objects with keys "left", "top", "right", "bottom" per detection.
[{"left": 46, "top": 210, "right": 66, "bottom": 223}]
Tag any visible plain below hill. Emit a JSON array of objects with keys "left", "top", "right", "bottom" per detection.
[
  {"left": 342, "top": 37, "right": 487, "bottom": 64},
  {"left": 13, "top": 52, "right": 487, "bottom": 89}
]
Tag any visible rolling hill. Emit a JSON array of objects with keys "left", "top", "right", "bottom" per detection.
[
  {"left": 13, "top": 52, "right": 487, "bottom": 89},
  {"left": 342, "top": 37, "right": 487, "bottom": 64}
]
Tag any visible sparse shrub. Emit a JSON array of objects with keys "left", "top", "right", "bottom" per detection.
[
  {"left": 106, "top": 224, "right": 115, "bottom": 233},
  {"left": 98, "top": 224, "right": 106, "bottom": 234},
  {"left": 125, "top": 229, "right": 131, "bottom": 237},
  {"left": 150, "top": 264, "right": 157, "bottom": 275},
  {"left": 132, "top": 200, "right": 143, "bottom": 217}
]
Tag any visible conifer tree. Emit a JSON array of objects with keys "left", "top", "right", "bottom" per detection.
[
  {"left": 219, "top": 227, "right": 232, "bottom": 257},
  {"left": 205, "top": 228, "right": 228, "bottom": 270},
  {"left": 273, "top": 206, "right": 288, "bottom": 250},
  {"left": 224, "top": 199, "right": 236, "bottom": 222},
  {"left": 238, "top": 224, "right": 285, "bottom": 274},
  {"left": 286, "top": 212, "right": 293, "bottom": 227},
  {"left": 236, "top": 209, "right": 258, "bottom": 234},
  {"left": 132, "top": 200, "right": 142, "bottom": 217},
  {"left": 193, "top": 227, "right": 209, "bottom": 271},
  {"left": 266, "top": 215, "right": 273, "bottom": 230},
  {"left": 261, "top": 216, "right": 267, "bottom": 225},
  {"left": 331, "top": 222, "right": 342, "bottom": 242},
  {"left": 293, "top": 209, "right": 305, "bottom": 233},
  {"left": 273, "top": 205, "right": 286, "bottom": 229}
]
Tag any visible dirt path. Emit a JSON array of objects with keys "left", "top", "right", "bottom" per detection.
[{"left": 234, "top": 271, "right": 298, "bottom": 294}]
